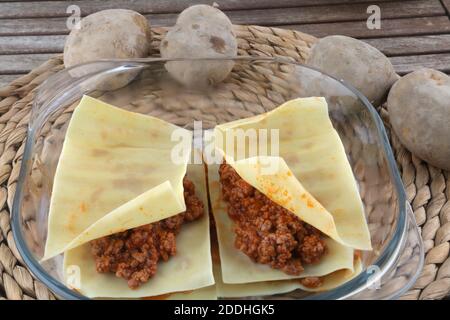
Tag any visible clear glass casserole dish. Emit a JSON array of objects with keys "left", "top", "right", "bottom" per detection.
[{"left": 11, "top": 57, "right": 423, "bottom": 300}]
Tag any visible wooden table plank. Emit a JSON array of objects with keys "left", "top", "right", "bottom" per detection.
[
  {"left": 1, "top": 0, "right": 450, "bottom": 86},
  {"left": 284, "top": 16, "right": 450, "bottom": 39},
  {"left": 224, "top": 1, "right": 445, "bottom": 26},
  {"left": 0, "top": 0, "right": 409, "bottom": 3},
  {"left": 441, "top": 0, "right": 450, "bottom": 13},
  {"left": 0, "top": 15, "right": 181, "bottom": 35},
  {"left": 0, "top": 35, "right": 65, "bottom": 54},
  {"left": 391, "top": 53, "right": 450, "bottom": 74},
  {"left": 0, "top": 0, "right": 444, "bottom": 23},
  {"left": 0, "top": 0, "right": 423, "bottom": 19},
  {"left": 1, "top": 47, "right": 450, "bottom": 78},
  {"left": 364, "top": 35, "right": 450, "bottom": 56},
  {"left": 1, "top": 1, "right": 447, "bottom": 36},
  {"left": 0, "top": 74, "right": 25, "bottom": 87},
  {"left": 6, "top": 29, "right": 450, "bottom": 57},
  {"left": 3, "top": 33, "right": 450, "bottom": 59},
  {"left": 0, "top": 53, "right": 55, "bottom": 74},
  {"left": 3, "top": 16, "right": 450, "bottom": 39},
  {"left": 0, "top": 17, "right": 79, "bottom": 36}
]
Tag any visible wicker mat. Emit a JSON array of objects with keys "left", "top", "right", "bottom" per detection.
[{"left": 0, "top": 26, "right": 449, "bottom": 300}]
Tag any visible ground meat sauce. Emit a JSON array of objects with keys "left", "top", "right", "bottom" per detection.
[
  {"left": 219, "top": 163, "right": 327, "bottom": 286},
  {"left": 90, "top": 177, "right": 204, "bottom": 289}
]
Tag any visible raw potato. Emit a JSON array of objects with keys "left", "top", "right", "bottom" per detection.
[
  {"left": 306, "top": 35, "right": 398, "bottom": 106},
  {"left": 64, "top": 9, "right": 151, "bottom": 91},
  {"left": 64, "top": 9, "right": 151, "bottom": 67},
  {"left": 176, "top": 4, "right": 232, "bottom": 26},
  {"left": 387, "top": 68, "right": 450, "bottom": 170},
  {"left": 160, "top": 5, "right": 237, "bottom": 87}
]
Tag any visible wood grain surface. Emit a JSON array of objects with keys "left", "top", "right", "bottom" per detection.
[{"left": 1, "top": 0, "right": 450, "bottom": 83}]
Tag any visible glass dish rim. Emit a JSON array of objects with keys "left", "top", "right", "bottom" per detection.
[{"left": 11, "top": 56, "right": 418, "bottom": 300}]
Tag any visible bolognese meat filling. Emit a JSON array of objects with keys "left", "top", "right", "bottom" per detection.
[
  {"left": 90, "top": 177, "right": 204, "bottom": 289},
  {"left": 219, "top": 163, "right": 327, "bottom": 279}
]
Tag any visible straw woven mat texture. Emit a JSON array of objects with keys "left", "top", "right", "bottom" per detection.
[{"left": 0, "top": 26, "right": 448, "bottom": 300}]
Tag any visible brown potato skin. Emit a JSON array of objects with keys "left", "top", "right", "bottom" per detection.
[
  {"left": 387, "top": 68, "right": 450, "bottom": 170},
  {"left": 307, "top": 35, "right": 398, "bottom": 106},
  {"left": 64, "top": 9, "right": 151, "bottom": 68},
  {"left": 160, "top": 5, "right": 237, "bottom": 87}
]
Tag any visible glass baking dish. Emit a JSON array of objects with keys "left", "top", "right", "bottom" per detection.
[{"left": 11, "top": 57, "right": 423, "bottom": 300}]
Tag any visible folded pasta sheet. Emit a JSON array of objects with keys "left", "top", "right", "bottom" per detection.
[
  {"left": 64, "top": 161, "right": 214, "bottom": 298},
  {"left": 209, "top": 220, "right": 360, "bottom": 298},
  {"left": 214, "top": 257, "right": 362, "bottom": 297},
  {"left": 214, "top": 97, "right": 371, "bottom": 250},
  {"left": 163, "top": 286, "right": 217, "bottom": 300},
  {"left": 208, "top": 97, "right": 371, "bottom": 293},
  {"left": 43, "top": 96, "right": 213, "bottom": 297},
  {"left": 44, "top": 95, "right": 193, "bottom": 259},
  {"left": 208, "top": 164, "right": 355, "bottom": 287}
]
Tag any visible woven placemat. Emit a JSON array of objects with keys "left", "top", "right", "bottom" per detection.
[{"left": 0, "top": 25, "right": 449, "bottom": 300}]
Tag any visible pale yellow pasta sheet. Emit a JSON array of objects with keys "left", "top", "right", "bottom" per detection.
[
  {"left": 214, "top": 97, "right": 371, "bottom": 250},
  {"left": 207, "top": 97, "right": 370, "bottom": 293},
  {"left": 64, "top": 161, "right": 215, "bottom": 298},
  {"left": 44, "top": 95, "right": 192, "bottom": 260},
  {"left": 44, "top": 96, "right": 214, "bottom": 298},
  {"left": 214, "top": 258, "right": 362, "bottom": 297},
  {"left": 208, "top": 164, "right": 354, "bottom": 285}
]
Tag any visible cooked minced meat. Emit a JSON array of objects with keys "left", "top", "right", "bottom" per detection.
[
  {"left": 90, "top": 178, "right": 204, "bottom": 289},
  {"left": 219, "top": 163, "right": 327, "bottom": 280}
]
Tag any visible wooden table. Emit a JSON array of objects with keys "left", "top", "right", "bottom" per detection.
[{"left": 1, "top": 0, "right": 450, "bottom": 87}]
